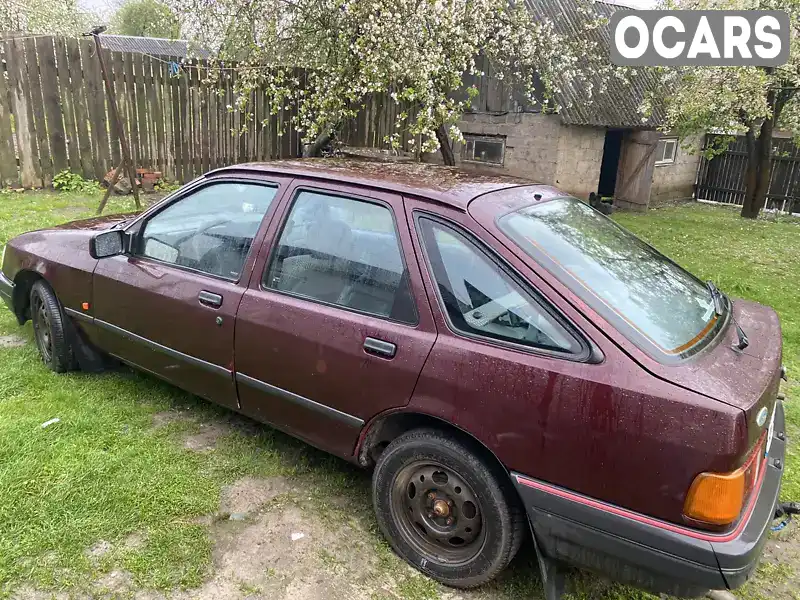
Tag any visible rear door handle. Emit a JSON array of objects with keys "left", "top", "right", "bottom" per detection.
[
  {"left": 364, "top": 337, "right": 396, "bottom": 359},
  {"left": 198, "top": 291, "right": 223, "bottom": 308}
]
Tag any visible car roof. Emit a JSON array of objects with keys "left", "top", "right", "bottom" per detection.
[{"left": 209, "top": 158, "right": 544, "bottom": 210}]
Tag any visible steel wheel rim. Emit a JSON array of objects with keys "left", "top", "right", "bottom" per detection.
[
  {"left": 389, "top": 460, "right": 485, "bottom": 565},
  {"left": 32, "top": 293, "right": 53, "bottom": 363}
]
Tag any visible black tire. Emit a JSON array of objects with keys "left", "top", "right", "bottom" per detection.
[
  {"left": 30, "top": 280, "right": 78, "bottom": 373},
  {"left": 372, "top": 428, "right": 526, "bottom": 588}
]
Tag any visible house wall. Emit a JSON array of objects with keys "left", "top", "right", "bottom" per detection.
[
  {"left": 443, "top": 113, "right": 605, "bottom": 199},
  {"left": 553, "top": 125, "right": 606, "bottom": 200},
  {"left": 455, "top": 112, "right": 562, "bottom": 183},
  {"left": 427, "top": 113, "right": 699, "bottom": 210},
  {"left": 649, "top": 136, "right": 703, "bottom": 207}
]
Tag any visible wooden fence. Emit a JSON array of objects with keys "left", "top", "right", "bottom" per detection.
[
  {"left": 696, "top": 133, "right": 800, "bottom": 212},
  {"left": 0, "top": 35, "right": 320, "bottom": 189}
]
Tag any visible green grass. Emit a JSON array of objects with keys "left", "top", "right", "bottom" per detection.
[{"left": 0, "top": 191, "right": 798, "bottom": 599}]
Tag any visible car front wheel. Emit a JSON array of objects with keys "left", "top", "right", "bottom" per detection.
[
  {"left": 30, "top": 280, "right": 77, "bottom": 373},
  {"left": 372, "top": 428, "right": 526, "bottom": 588}
]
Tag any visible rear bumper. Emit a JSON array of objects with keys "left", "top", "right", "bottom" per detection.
[
  {"left": 512, "top": 400, "right": 786, "bottom": 597},
  {"left": 0, "top": 271, "right": 13, "bottom": 311}
]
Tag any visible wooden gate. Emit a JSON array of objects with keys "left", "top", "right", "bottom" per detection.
[{"left": 696, "top": 133, "right": 800, "bottom": 212}]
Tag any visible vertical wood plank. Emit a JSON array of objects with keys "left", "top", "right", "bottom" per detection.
[
  {"left": 199, "top": 61, "right": 210, "bottom": 173},
  {"left": 114, "top": 58, "right": 131, "bottom": 183},
  {"left": 55, "top": 38, "right": 80, "bottom": 173},
  {"left": 36, "top": 36, "right": 68, "bottom": 175},
  {"left": 190, "top": 61, "right": 201, "bottom": 177},
  {"left": 160, "top": 57, "right": 175, "bottom": 181},
  {"left": 208, "top": 65, "right": 218, "bottom": 170},
  {"left": 149, "top": 57, "right": 166, "bottom": 175},
  {"left": 6, "top": 39, "right": 40, "bottom": 187},
  {"left": 0, "top": 48, "right": 20, "bottom": 187},
  {"left": 66, "top": 39, "right": 93, "bottom": 180},
  {"left": 178, "top": 62, "right": 191, "bottom": 180},
  {"left": 123, "top": 51, "right": 140, "bottom": 173},
  {"left": 80, "top": 38, "right": 109, "bottom": 180},
  {"left": 169, "top": 58, "right": 183, "bottom": 182},
  {"left": 104, "top": 49, "right": 121, "bottom": 168},
  {"left": 133, "top": 53, "right": 150, "bottom": 169},
  {"left": 24, "top": 38, "right": 52, "bottom": 185}
]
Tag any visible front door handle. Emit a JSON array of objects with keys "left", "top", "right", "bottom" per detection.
[
  {"left": 198, "top": 291, "right": 223, "bottom": 308},
  {"left": 364, "top": 337, "right": 396, "bottom": 359}
]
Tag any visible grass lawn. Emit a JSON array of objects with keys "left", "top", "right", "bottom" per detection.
[{"left": 0, "top": 190, "right": 797, "bottom": 600}]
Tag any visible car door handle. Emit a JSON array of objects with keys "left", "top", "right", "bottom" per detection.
[
  {"left": 363, "top": 337, "right": 396, "bottom": 359},
  {"left": 198, "top": 291, "right": 223, "bottom": 308}
]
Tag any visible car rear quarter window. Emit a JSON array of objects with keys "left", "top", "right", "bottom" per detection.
[
  {"left": 140, "top": 182, "right": 277, "bottom": 280},
  {"left": 417, "top": 217, "right": 581, "bottom": 355},
  {"left": 264, "top": 190, "right": 418, "bottom": 324}
]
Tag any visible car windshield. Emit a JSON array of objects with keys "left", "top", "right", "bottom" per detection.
[{"left": 497, "top": 197, "right": 723, "bottom": 360}]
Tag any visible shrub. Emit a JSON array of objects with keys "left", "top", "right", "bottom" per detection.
[{"left": 52, "top": 171, "right": 102, "bottom": 194}]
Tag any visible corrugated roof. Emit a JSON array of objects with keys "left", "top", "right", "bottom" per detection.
[
  {"left": 99, "top": 34, "right": 212, "bottom": 59},
  {"left": 524, "top": 0, "right": 665, "bottom": 128}
]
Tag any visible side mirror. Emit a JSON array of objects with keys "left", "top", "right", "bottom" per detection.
[{"left": 90, "top": 230, "right": 125, "bottom": 259}]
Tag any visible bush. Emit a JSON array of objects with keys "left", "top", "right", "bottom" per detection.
[{"left": 52, "top": 171, "right": 102, "bottom": 194}]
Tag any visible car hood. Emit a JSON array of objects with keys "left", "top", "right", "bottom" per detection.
[{"left": 51, "top": 213, "right": 140, "bottom": 231}]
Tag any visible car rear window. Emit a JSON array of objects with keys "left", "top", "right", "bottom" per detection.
[{"left": 496, "top": 197, "right": 723, "bottom": 361}]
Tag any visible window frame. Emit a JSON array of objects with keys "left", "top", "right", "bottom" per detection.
[
  {"left": 413, "top": 212, "right": 593, "bottom": 362},
  {"left": 461, "top": 134, "right": 506, "bottom": 166},
  {"left": 261, "top": 185, "right": 420, "bottom": 327},
  {"left": 655, "top": 137, "right": 678, "bottom": 166},
  {"left": 126, "top": 178, "right": 281, "bottom": 284}
]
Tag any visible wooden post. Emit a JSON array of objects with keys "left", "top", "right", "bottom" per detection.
[{"left": 90, "top": 33, "right": 141, "bottom": 212}]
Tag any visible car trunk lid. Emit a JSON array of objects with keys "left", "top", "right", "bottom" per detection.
[{"left": 658, "top": 298, "right": 782, "bottom": 448}]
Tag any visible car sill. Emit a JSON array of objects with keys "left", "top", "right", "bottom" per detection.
[{"left": 235, "top": 372, "right": 365, "bottom": 429}]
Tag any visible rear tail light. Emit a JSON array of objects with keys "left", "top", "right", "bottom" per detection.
[{"left": 683, "top": 434, "right": 765, "bottom": 527}]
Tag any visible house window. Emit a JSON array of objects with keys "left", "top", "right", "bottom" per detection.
[
  {"left": 462, "top": 135, "right": 505, "bottom": 165},
  {"left": 655, "top": 138, "right": 678, "bottom": 165}
]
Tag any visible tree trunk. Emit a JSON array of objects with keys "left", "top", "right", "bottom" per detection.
[
  {"left": 436, "top": 124, "right": 456, "bottom": 166},
  {"left": 740, "top": 117, "right": 774, "bottom": 219},
  {"left": 303, "top": 132, "right": 332, "bottom": 158},
  {"left": 741, "top": 76, "right": 777, "bottom": 219}
]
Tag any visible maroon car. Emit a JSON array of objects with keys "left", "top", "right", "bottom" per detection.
[{"left": 0, "top": 160, "right": 786, "bottom": 598}]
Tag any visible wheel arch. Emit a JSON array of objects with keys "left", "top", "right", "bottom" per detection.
[
  {"left": 11, "top": 269, "right": 45, "bottom": 324},
  {"left": 357, "top": 410, "right": 511, "bottom": 482}
]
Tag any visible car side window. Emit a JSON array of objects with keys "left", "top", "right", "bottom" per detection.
[
  {"left": 418, "top": 217, "right": 581, "bottom": 354},
  {"left": 264, "top": 190, "right": 418, "bottom": 324},
  {"left": 140, "top": 182, "right": 277, "bottom": 280}
]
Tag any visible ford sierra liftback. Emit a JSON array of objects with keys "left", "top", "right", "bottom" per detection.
[{"left": 0, "top": 160, "right": 787, "bottom": 599}]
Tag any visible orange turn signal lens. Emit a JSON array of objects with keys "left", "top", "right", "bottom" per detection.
[
  {"left": 683, "top": 470, "right": 746, "bottom": 526},
  {"left": 684, "top": 438, "right": 764, "bottom": 527}
]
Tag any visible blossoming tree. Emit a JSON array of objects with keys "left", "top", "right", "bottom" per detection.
[
  {"left": 654, "top": 0, "right": 800, "bottom": 219},
  {"left": 173, "top": 0, "right": 623, "bottom": 164}
]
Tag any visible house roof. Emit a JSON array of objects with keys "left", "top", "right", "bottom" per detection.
[
  {"left": 99, "top": 34, "right": 212, "bottom": 59},
  {"left": 523, "top": 0, "right": 665, "bottom": 129},
  {"left": 210, "top": 158, "right": 540, "bottom": 210}
]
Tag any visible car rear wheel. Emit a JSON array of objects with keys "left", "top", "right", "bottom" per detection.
[
  {"left": 372, "top": 428, "right": 525, "bottom": 588},
  {"left": 30, "top": 280, "right": 77, "bottom": 373}
]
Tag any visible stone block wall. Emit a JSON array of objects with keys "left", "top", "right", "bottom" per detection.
[
  {"left": 454, "top": 112, "right": 562, "bottom": 184},
  {"left": 554, "top": 125, "right": 606, "bottom": 200},
  {"left": 649, "top": 136, "right": 702, "bottom": 207}
]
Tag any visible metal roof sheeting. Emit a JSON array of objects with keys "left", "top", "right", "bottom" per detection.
[
  {"left": 524, "top": 0, "right": 665, "bottom": 128},
  {"left": 99, "top": 34, "right": 212, "bottom": 59}
]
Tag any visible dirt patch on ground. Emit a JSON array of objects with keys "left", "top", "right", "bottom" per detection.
[
  {"left": 0, "top": 335, "right": 27, "bottom": 348},
  {"left": 220, "top": 477, "right": 293, "bottom": 516},
  {"left": 151, "top": 409, "right": 195, "bottom": 429},
  {"left": 747, "top": 525, "right": 800, "bottom": 599},
  {"left": 171, "top": 502, "right": 385, "bottom": 600},
  {"left": 183, "top": 422, "right": 232, "bottom": 452}
]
